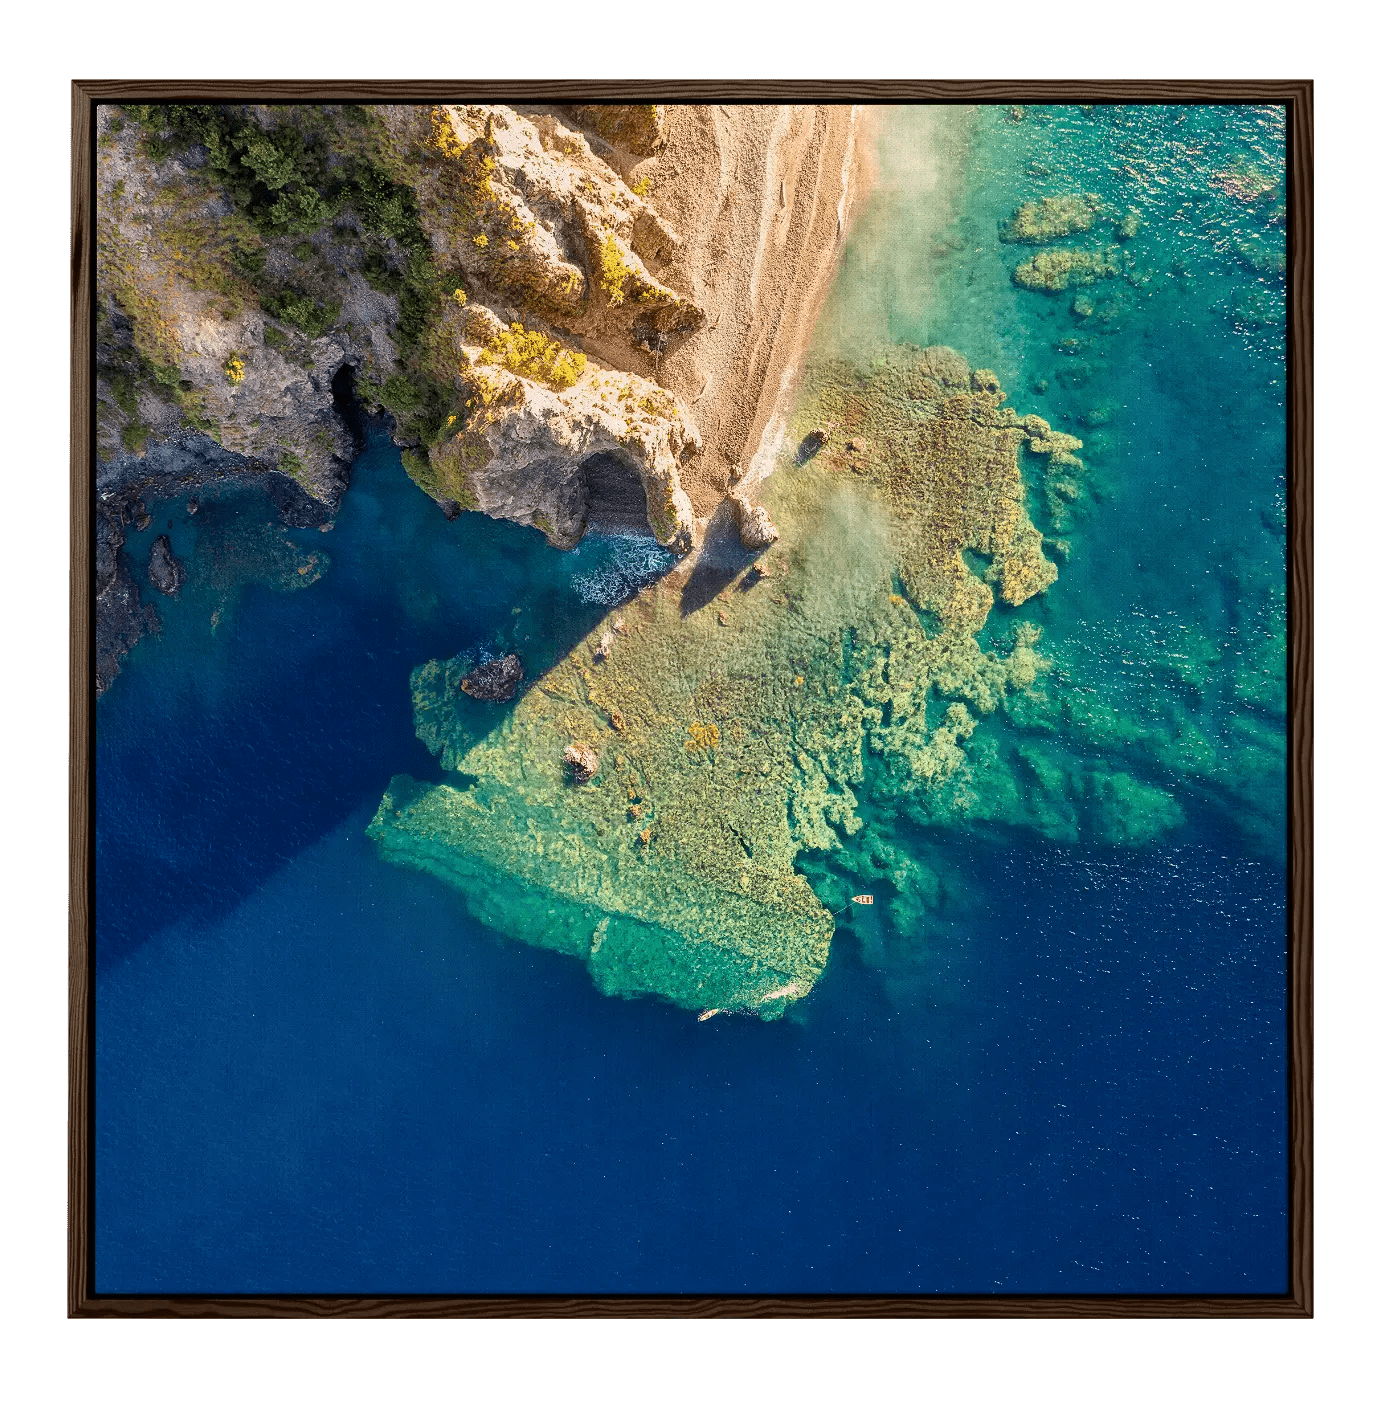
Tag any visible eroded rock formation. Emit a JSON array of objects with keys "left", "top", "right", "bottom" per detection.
[{"left": 93, "top": 101, "right": 868, "bottom": 692}]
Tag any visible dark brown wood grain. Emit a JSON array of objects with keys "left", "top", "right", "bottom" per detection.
[
  {"left": 70, "top": 78, "right": 95, "bottom": 1322},
  {"left": 70, "top": 78, "right": 1313, "bottom": 1320},
  {"left": 72, "top": 79, "right": 1310, "bottom": 103},
  {"left": 66, "top": 1292, "right": 1310, "bottom": 1319},
  {"left": 1284, "top": 85, "right": 1314, "bottom": 1319}
]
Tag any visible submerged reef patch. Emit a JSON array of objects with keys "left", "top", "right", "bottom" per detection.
[
  {"left": 370, "top": 344, "right": 1074, "bottom": 1016},
  {"left": 1013, "top": 247, "right": 1122, "bottom": 292},
  {"left": 1001, "top": 194, "right": 1102, "bottom": 243}
]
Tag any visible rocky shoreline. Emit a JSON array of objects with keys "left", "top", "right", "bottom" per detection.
[{"left": 94, "top": 101, "right": 870, "bottom": 694}]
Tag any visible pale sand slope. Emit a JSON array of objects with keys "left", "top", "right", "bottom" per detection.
[{"left": 630, "top": 105, "right": 878, "bottom": 520}]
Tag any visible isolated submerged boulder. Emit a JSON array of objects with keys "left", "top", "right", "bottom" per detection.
[
  {"left": 562, "top": 744, "right": 600, "bottom": 783},
  {"left": 460, "top": 653, "right": 524, "bottom": 701}
]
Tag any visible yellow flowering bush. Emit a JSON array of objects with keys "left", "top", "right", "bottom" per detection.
[{"left": 478, "top": 323, "right": 586, "bottom": 391}]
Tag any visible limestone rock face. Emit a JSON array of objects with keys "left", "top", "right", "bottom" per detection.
[
  {"left": 416, "top": 303, "right": 700, "bottom": 552},
  {"left": 391, "top": 103, "right": 703, "bottom": 360},
  {"left": 728, "top": 491, "right": 779, "bottom": 550},
  {"left": 563, "top": 105, "right": 665, "bottom": 155},
  {"left": 375, "top": 104, "right": 709, "bottom": 550},
  {"left": 95, "top": 110, "right": 363, "bottom": 510}
]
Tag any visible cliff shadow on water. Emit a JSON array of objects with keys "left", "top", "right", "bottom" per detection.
[{"left": 95, "top": 425, "right": 679, "bottom": 971}]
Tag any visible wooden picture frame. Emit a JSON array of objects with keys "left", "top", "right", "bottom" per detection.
[{"left": 70, "top": 78, "right": 1312, "bottom": 1318}]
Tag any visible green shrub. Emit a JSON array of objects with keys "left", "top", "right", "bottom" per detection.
[
  {"left": 597, "top": 235, "right": 629, "bottom": 306},
  {"left": 265, "top": 289, "right": 340, "bottom": 340},
  {"left": 377, "top": 374, "right": 425, "bottom": 419},
  {"left": 109, "top": 374, "right": 139, "bottom": 415}
]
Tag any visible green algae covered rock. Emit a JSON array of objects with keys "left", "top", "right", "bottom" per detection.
[
  {"left": 1001, "top": 194, "right": 1102, "bottom": 243},
  {"left": 370, "top": 344, "right": 1072, "bottom": 1016},
  {"left": 1014, "top": 248, "right": 1122, "bottom": 293}
]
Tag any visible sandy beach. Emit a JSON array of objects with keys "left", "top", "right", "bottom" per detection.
[{"left": 638, "top": 104, "right": 880, "bottom": 516}]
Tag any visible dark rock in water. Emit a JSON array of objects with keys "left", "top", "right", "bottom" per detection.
[
  {"left": 95, "top": 505, "right": 156, "bottom": 696},
  {"left": 563, "top": 743, "right": 599, "bottom": 783},
  {"left": 460, "top": 653, "right": 524, "bottom": 702},
  {"left": 795, "top": 428, "right": 827, "bottom": 465},
  {"left": 147, "top": 534, "right": 186, "bottom": 598},
  {"left": 265, "top": 472, "right": 332, "bottom": 529}
]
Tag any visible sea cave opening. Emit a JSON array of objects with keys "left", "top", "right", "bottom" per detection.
[{"left": 580, "top": 450, "right": 652, "bottom": 536}]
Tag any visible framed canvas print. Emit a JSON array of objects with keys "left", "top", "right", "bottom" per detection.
[{"left": 70, "top": 80, "right": 1311, "bottom": 1317}]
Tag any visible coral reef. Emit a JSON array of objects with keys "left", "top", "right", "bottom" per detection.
[
  {"left": 1211, "top": 157, "right": 1282, "bottom": 208},
  {"left": 787, "top": 346, "right": 1063, "bottom": 631}
]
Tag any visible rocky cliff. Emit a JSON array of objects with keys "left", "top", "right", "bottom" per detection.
[{"left": 94, "top": 100, "right": 865, "bottom": 692}]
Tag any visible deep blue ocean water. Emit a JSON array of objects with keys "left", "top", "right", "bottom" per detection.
[{"left": 95, "top": 105, "right": 1288, "bottom": 1294}]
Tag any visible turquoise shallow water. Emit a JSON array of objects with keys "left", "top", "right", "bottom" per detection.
[
  {"left": 815, "top": 103, "right": 1286, "bottom": 866},
  {"left": 95, "top": 104, "right": 1288, "bottom": 1293}
]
